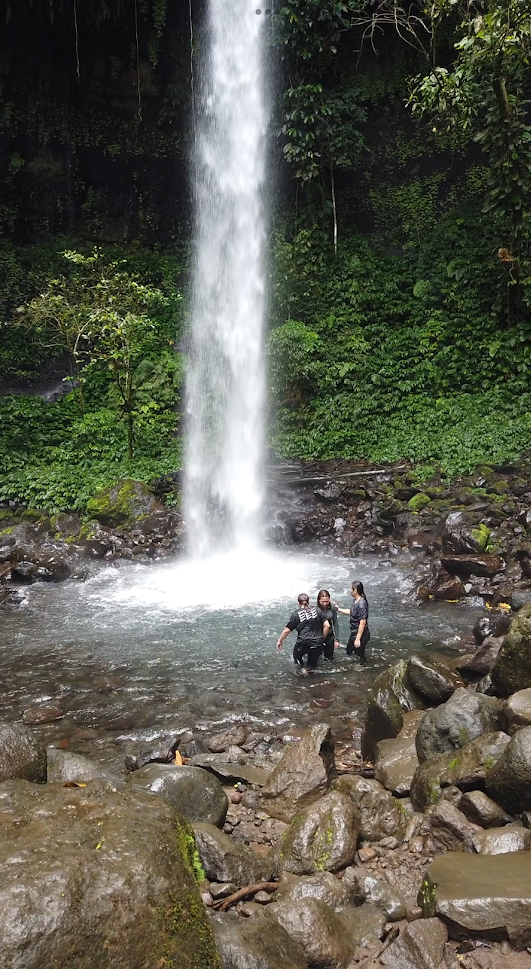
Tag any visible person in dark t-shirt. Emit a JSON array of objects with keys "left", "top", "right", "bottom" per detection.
[
  {"left": 276, "top": 593, "right": 330, "bottom": 673},
  {"left": 336, "top": 580, "right": 370, "bottom": 661}
]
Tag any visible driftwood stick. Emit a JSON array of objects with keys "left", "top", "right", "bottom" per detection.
[
  {"left": 269, "top": 466, "right": 408, "bottom": 486},
  {"left": 0, "top": 563, "right": 12, "bottom": 581},
  {"left": 211, "top": 881, "right": 278, "bottom": 912}
]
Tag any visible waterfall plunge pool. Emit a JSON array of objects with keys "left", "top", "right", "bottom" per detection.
[{"left": 0, "top": 549, "right": 484, "bottom": 771}]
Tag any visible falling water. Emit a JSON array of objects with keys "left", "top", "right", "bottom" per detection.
[{"left": 184, "top": 0, "right": 268, "bottom": 556}]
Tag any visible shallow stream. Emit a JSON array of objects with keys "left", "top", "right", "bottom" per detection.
[{"left": 0, "top": 549, "right": 484, "bottom": 771}]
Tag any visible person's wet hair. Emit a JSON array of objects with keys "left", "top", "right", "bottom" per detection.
[
  {"left": 298, "top": 593, "right": 310, "bottom": 605},
  {"left": 317, "top": 589, "right": 330, "bottom": 603},
  {"left": 351, "top": 581, "right": 366, "bottom": 598}
]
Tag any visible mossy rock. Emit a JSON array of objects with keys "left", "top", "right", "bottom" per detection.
[
  {"left": 408, "top": 493, "right": 431, "bottom": 513},
  {"left": 85, "top": 478, "right": 161, "bottom": 528},
  {"left": 488, "top": 480, "right": 510, "bottom": 495},
  {"left": 470, "top": 524, "right": 491, "bottom": 552},
  {"left": 491, "top": 602, "right": 531, "bottom": 698}
]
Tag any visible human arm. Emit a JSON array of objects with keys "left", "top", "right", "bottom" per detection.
[
  {"left": 323, "top": 620, "right": 331, "bottom": 639},
  {"left": 331, "top": 606, "right": 340, "bottom": 646},
  {"left": 335, "top": 604, "right": 350, "bottom": 617},
  {"left": 354, "top": 618, "right": 367, "bottom": 648},
  {"left": 276, "top": 626, "right": 292, "bottom": 651}
]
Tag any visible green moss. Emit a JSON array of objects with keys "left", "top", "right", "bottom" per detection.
[
  {"left": 418, "top": 875, "right": 437, "bottom": 916},
  {"left": 408, "top": 493, "right": 431, "bottom": 513},
  {"left": 175, "top": 818, "right": 205, "bottom": 885},
  {"left": 447, "top": 757, "right": 460, "bottom": 770},
  {"left": 470, "top": 524, "right": 491, "bottom": 551}
]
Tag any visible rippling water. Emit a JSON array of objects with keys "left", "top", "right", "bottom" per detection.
[{"left": 0, "top": 549, "right": 483, "bottom": 770}]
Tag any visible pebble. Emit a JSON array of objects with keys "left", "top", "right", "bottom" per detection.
[{"left": 357, "top": 847, "right": 378, "bottom": 863}]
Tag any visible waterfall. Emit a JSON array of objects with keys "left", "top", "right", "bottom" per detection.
[{"left": 184, "top": 0, "right": 268, "bottom": 557}]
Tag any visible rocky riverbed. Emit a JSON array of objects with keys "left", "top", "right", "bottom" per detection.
[{"left": 3, "top": 601, "right": 531, "bottom": 969}]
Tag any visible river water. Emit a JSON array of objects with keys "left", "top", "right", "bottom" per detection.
[{"left": 0, "top": 549, "right": 483, "bottom": 771}]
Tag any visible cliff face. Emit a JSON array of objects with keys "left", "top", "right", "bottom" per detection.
[{"left": 0, "top": 0, "right": 195, "bottom": 243}]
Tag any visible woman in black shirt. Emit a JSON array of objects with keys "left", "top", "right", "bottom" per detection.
[
  {"left": 336, "top": 580, "right": 370, "bottom": 661},
  {"left": 317, "top": 589, "right": 340, "bottom": 661}
]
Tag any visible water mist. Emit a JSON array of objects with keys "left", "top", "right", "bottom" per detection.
[{"left": 184, "top": 0, "right": 268, "bottom": 556}]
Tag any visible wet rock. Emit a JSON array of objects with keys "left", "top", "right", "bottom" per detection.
[
  {"left": 272, "top": 791, "right": 359, "bottom": 876},
  {"left": 22, "top": 705, "right": 63, "bottom": 725},
  {"left": 0, "top": 779, "right": 218, "bottom": 969},
  {"left": 0, "top": 722, "right": 46, "bottom": 783},
  {"left": 415, "top": 689, "right": 501, "bottom": 763},
  {"left": 85, "top": 478, "right": 164, "bottom": 528},
  {"left": 123, "top": 737, "right": 179, "bottom": 771},
  {"left": 193, "top": 822, "right": 273, "bottom": 885},
  {"left": 407, "top": 655, "right": 463, "bottom": 703},
  {"left": 440, "top": 554, "right": 504, "bottom": 578},
  {"left": 273, "top": 871, "right": 357, "bottom": 911},
  {"left": 380, "top": 917, "right": 447, "bottom": 969},
  {"left": 211, "top": 911, "right": 307, "bottom": 969},
  {"left": 457, "top": 637, "right": 505, "bottom": 678},
  {"left": 127, "top": 763, "right": 228, "bottom": 827},
  {"left": 502, "top": 688, "right": 531, "bottom": 732},
  {"left": 459, "top": 790, "right": 515, "bottom": 828},
  {"left": 343, "top": 868, "right": 407, "bottom": 921},
  {"left": 362, "top": 660, "right": 425, "bottom": 761},
  {"left": 267, "top": 898, "right": 384, "bottom": 969},
  {"left": 52, "top": 512, "right": 82, "bottom": 537},
  {"left": 46, "top": 749, "right": 123, "bottom": 786},
  {"left": 491, "top": 602, "right": 531, "bottom": 697},
  {"left": 410, "top": 732, "right": 510, "bottom": 811},
  {"left": 331, "top": 775, "right": 408, "bottom": 842},
  {"left": 207, "top": 725, "right": 248, "bottom": 752},
  {"left": 422, "top": 800, "right": 481, "bottom": 853},
  {"left": 259, "top": 723, "right": 335, "bottom": 823},
  {"left": 442, "top": 516, "right": 491, "bottom": 555},
  {"left": 375, "top": 733, "right": 419, "bottom": 796},
  {"left": 420, "top": 564, "right": 464, "bottom": 602},
  {"left": 419, "top": 850, "right": 531, "bottom": 948},
  {"left": 191, "top": 756, "right": 271, "bottom": 787},
  {"left": 485, "top": 726, "right": 531, "bottom": 814},
  {"left": 472, "top": 824, "right": 531, "bottom": 855},
  {"left": 473, "top": 613, "right": 511, "bottom": 645}
]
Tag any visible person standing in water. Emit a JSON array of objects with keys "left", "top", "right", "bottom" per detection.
[
  {"left": 276, "top": 593, "right": 330, "bottom": 674},
  {"left": 317, "top": 589, "right": 340, "bottom": 662},
  {"left": 336, "top": 580, "right": 370, "bottom": 661}
]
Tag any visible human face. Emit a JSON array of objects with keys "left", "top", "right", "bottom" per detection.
[{"left": 318, "top": 593, "right": 330, "bottom": 609}]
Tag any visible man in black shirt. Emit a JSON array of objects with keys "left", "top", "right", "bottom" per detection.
[{"left": 276, "top": 593, "right": 330, "bottom": 673}]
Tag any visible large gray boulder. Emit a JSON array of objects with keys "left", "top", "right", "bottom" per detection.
[
  {"left": 46, "top": 749, "right": 123, "bottom": 786},
  {"left": 258, "top": 723, "right": 335, "bottom": 822},
  {"left": 0, "top": 722, "right": 46, "bottom": 783},
  {"left": 502, "top": 687, "right": 531, "bottom": 731},
  {"left": 272, "top": 871, "right": 357, "bottom": 911},
  {"left": 406, "top": 655, "right": 462, "bottom": 704},
  {"left": 422, "top": 800, "right": 480, "bottom": 854},
  {"left": 459, "top": 790, "right": 515, "bottom": 828},
  {"left": 0, "top": 778, "right": 219, "bottom": 969},
  {"left": 343, "top": 868, "right": 407, "bottom": 921},
  {"left": 419, "top": 850, "right": 531, "bottom": 948},
  {"left": 273, "top": 791, "right": 359, "bottom": 875},
  {"left": 457, "top": 636, "right": 504, "bottom": 678},
  {"left": 210, "top": 912, "right": 307, "bottom": 969},
  {"left": 491, "top": 601, "right": 531, "bottom": 697},
  {"left": 415, "top": 688, "right": 501, "bottom": 762},
  {"left": 485, "top": 725, "right": 531, "bottom": 814},
  {"left": 127, "top": 763, "right": 228, "bottom": 826},
  {"left": 471, "top": 824, "right": 531, "bottom": 855},
  {"left": 362, "top": 660, "right": 425, "bottom": 761},
  {"left": 375, "top": 734, "right": 419, "bottom": 796},
  {"left": 380, "top": 917, "right": 447, "bottom": 969},
  {"left": 193, "top": 822, "right": 273, "bottom": 886},
  {"left": 410, "top": 731, "right": 510, "bottom": 811},
  {"left": 85, "top": 478, "right": 163, "bottom": 527},
  {"left": 331, "top": 774, "right": 407, "bottom": 842},
  {"left": 267, "top": 898, "right": 384, "bottom": 969}
]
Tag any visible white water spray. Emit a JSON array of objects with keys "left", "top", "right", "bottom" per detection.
[{"left": 184, "top": 0, "right": 268, "bottom": 556}]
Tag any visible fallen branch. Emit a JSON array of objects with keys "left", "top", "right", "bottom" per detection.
[
  {"left": 0, "top": 563, "right": 12, "bottom": 582},
  {"left": 211, "top": 881, "right": 279, "bottom": 912},
  {"left": 269, "top": 466, "right": 408, "bottom": 486}
]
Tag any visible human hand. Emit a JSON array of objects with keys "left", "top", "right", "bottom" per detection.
[
  {"left": 276, "top": 639, "right": 283, "bottom": 651},
  {"left": 334, "top": 640, "right": 340, "bottom": 649}
]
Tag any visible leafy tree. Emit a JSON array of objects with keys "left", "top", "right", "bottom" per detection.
[{"left": 15, "top": 249, "right": 178, "bottom": 459}]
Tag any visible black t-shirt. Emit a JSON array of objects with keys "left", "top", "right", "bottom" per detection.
[
  {"left": 286, "top": 607, "right": 325, "bottom": 647},
  {"left": 321, "top": 605, "right": 338, "bottom": 643},
  {"left": 349, "top": 597, "right": 369, "bottom": 634}
]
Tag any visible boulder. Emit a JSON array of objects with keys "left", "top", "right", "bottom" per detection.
[
  {"left": 46, "top": 749, "right": 123, "bottom": 786},
  {"left": 0, "top": 722, "right": 46, "bottom": 783},
  {"left": 472, "top": 613, "right": 511, "bottom": 645},
  {"left": 380, "top": 917, "right": 447, "bottom": 969},
  {"left": 375, "top": 734, "right": 419, "bottom": 796},
  {"left": 472, "top": 824, "right": 531, "bottom": 855},
  {"left": 407, "top": 655, "right": 463, "bottom": 703},
  {"left": 491, "top": 601, "right": 531, "bottom": 697},
  {"left": 85, "top": 478, "right": 163, "bottom": 528},
  {"left": 331, "top": 775, "right": 407, "bottom": 842},
  {"left": 415, "top": 688, "right": 501, "bottom": 763},
  {"left": 127, "top": 763, "right": 228, "bottom": 827},
  {"left": 211, "top": 912, "right": 307, "bottom": 969},
  {"left": 362, "top": 660, "right": 425, "bottom": 761},
  {"left": 440, "top": 553, "right": 504, "bottom": 578},
  {"left": 419, "top": 850, "right": 531, "bottom": 948},
  {"left": 124, "top": 737, "right": 179, "bottom": 771},
  {"left": 457, "top": 636, "right": 504, "bottom": 678},
  {"left": 441, "top": 515, "right": 491, "bottom": 555},
  {"left": 267, "top": 898, "right": 384, "bottom": 969},
  {"left": 485, "top": 725, "right": 531, "bottom": 814},
  {"left": 422, "top": 800, "right": 480, "bottom": 854},
  {"left": 193, "top": 822, "right": 273, "bottom": 886},
  {"left": 273, "top": 791, "right": 359, "bottom": 875},
  {"left": 502, "top": 687, "right": 531, "bottom": 731},
  {"left": 343, "top": 868, "right": 407, "bottom": 921},
  {"left": 0, "top": 779, "right": 219, "bottom": 969},
  {"left": 259, "top": 723, "right": 335, "bottom": 822},
  {"left": 410, "top": 731, "right": 510, "bottom": 811},
  {"left": 272, "top": 871, "right": 357, "bottom": 911},
  {"left": 207, "top": 725, "right": 248, "bottom": 752},
  {"left": 459, "top": 790, "right": 515, "bottom": 828}
]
